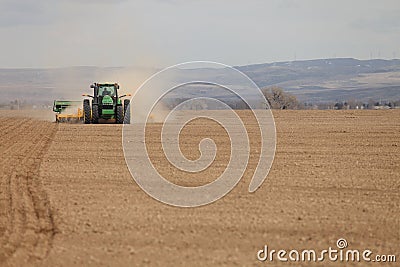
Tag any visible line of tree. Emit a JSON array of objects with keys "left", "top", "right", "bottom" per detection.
[{"left": 153, "top": 85, "right": 400, "bottom": 111}]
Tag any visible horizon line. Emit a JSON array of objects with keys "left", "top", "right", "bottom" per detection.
[{"left": 1, "top": 57, "right": 399, "bottom": 70}]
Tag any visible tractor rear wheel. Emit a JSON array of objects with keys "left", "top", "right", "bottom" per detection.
[
  {"left": 123, "top": 99, "right": 131, "bottom": 124},
  {"left": 116, "top": 105, "right": 124, "bottom": 124},
  {"left": 92, "top": 105, "right": 99, "bottom": 124},
  {"left": 83, "top": 99, "right": 91, "bottom": 124}
]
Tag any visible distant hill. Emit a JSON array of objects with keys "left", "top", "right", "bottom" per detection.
[
  {"left": 236, "top": 58, "right": 400, "bottom": 102},
  {"left": 0, "top": 58, "right": 399, "bottom": 106},
  {"left": 0, "top": 66, "right": 154, "bottom": 105}
]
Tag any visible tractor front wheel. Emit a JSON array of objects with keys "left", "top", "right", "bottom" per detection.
[
  {"left": 92, "top": 105, "right": 99, "bottom": 124},
  {"left": 83, "top": 99, "right": 91, "bottom": 124},
  {"left": 116, "top": 105, "right": 124, "bottom": 124}
]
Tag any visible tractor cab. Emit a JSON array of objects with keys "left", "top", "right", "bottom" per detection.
[
  {"left": 92, "top": 83, "right": 118, "bottom": 102},
  {"left": 94, "top": 83, "right": 118, "bottom": 112}
]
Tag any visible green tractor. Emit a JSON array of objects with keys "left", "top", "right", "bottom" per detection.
[{"left": 82, "top": 83, "right": 131, "bottom": 124}]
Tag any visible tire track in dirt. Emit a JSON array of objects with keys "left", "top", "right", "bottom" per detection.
[
  {"left": 0, "top": 117, "right": 58, "bottom": 266},
  {"left": 1, "top": 110, "right": 399, "bottom": 266}
]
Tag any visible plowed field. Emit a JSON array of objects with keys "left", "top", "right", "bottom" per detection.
[{"left": 0, "top": 110, "right": 399, "bottom": 266}]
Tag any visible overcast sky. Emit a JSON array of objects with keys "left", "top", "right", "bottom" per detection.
[{"left": 0, "top": 0, "right": 399, "bottom": 68}]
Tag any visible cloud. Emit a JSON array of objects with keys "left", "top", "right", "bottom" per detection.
[
  {"left": 350, "top": 11, "right": 400, "bottom": 34},
  {"left": 0, "top": 0, "right": 128, "bottom": 27},
  {"left": 66, "top": 0, "right": 128, "bottom": 5},
  {"left": 1, "top": 0, "right": 400, "bottom": 67},
  {"left": 275, "top": 0, "right": 301, "bottom": 9},
  {"left": 0, "top": 0, "right": 58, "bottom": 27}
]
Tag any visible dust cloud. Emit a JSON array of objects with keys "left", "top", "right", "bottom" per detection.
[{"left": 100, "top": 67, "right": 173, "bottom": 123}]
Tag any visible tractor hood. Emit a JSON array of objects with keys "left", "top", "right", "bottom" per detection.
[{"left": 102, "top": 95, "right": 114, "bottom": 105}]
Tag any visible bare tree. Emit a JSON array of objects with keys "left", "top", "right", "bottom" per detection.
[{"left": 261, "top": 86, "right": 300, "bottom": 109}]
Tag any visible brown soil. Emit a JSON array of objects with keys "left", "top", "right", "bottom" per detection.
[
  {"left": 0, "top": 110, "right": 399, "bottom": 266},
  {"left": 0, "top": 117, "right": 57, "bottom": 266}
]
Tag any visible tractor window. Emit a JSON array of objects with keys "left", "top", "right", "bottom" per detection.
[{"left": 98, "top": 86, "right": 116, "bottom": 97}]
